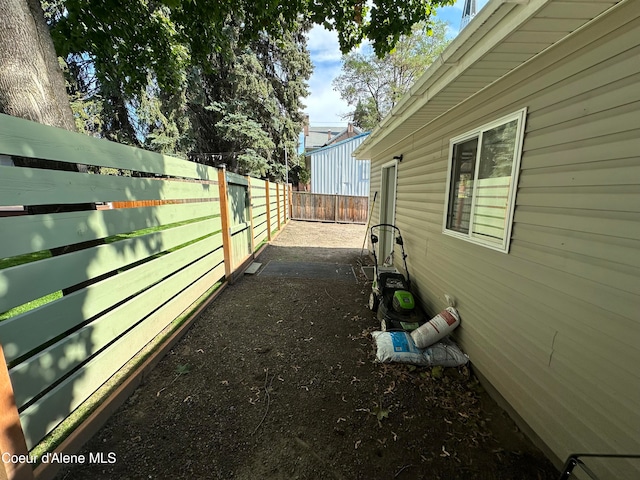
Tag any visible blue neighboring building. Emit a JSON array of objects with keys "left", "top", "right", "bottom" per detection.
[
  {"left": 306, "top": 132, "right": 371, "bottom": 197},
  {"left": 301, "top": 119, "right": 371, "bottom": 196}
]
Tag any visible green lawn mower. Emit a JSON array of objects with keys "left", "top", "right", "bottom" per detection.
[{"left": 368, "top": 224, "right": 424, "bottom": 332}]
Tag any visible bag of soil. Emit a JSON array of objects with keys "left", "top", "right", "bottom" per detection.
[{"left": 372, "top": 331, "right": 468, "bottom": 367}]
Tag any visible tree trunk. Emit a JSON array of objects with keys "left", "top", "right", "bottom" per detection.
[
  {"left": 0, "top": 0, "right": 105, "bottom": 295},
  {"left": 0, "top": 0, "right": 75, "bottom": 130}
]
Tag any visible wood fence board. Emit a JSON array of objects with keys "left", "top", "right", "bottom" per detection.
[
  {"left": 280, "top": 198, "right": 286, "bottom": 222},
  {"left": 251, "top": 205, "right": 267, "bottom": 217},
  {"left": 0, "top": 113, "right": 218, "bottom": 180},
  {"left": 251, "top": 216, "right": 267, "bottom": 232},
  {"left": 249, "top": 178, "right": 267, "bottom": 189},
  {"left": 229, "top": 222, "right": 250, "bottom": 236},
  {"left": 0, "top": 202, "right": 219, "bottom": 260},
  {"left": 0, "top": 166, "right": 216, "bottom": 206},
  {"left": 226, "top": 172, "right": 248, "bottom": 186},
  {"left": 10, "top": 248, "right": 224, "bottom": 409},
  {"left": 0, "top": 234, "right": 223, "bottom": 364},
  {"left": 291, "top": 193, "right": 368, "bottom": 223},
  {"left": 18, "top": 262, "right": 225, "bottom": 449},
  {"left": 251, "top": 199, "right": 267, "bottom": 208},
  {"left": 254, "top": 228, "right": 268, "bottom": 245},
  {"left": 0, "top": 218, "right": 219, "bottom": 313},
  {"left": 231, "top": 228, "right": 251, "bottom": 268}
]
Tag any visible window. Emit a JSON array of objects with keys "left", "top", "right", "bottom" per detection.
[{"left": 443, "top": 109, "right": 527, "bottom": 252}]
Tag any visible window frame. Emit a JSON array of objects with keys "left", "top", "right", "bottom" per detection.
[{"left": 442, "top": 108, "right": 527, "bottom": 253}]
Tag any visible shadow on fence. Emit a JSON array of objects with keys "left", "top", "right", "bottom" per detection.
[{"left": 0, "top": 113, "right": 291, "bottom": 480}]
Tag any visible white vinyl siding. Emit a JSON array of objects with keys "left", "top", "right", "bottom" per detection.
[{"left": 365, "top": 2, "right": 640, "bottom": 477}]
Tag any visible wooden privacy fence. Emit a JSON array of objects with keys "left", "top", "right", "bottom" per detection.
[
  {"left": 0, "top": 113, "right": 291, "bottom": 480},
  {"left": 291, "top": 192, "right": 368, "bottom": 224}
]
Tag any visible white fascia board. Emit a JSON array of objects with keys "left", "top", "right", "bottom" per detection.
[{"left": 354, "top": 0, "right": 553, "bottom": 159}]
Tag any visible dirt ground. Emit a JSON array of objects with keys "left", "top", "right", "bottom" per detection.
[{"left": 56, "top": 221, "right": 559, "bottom": 480}]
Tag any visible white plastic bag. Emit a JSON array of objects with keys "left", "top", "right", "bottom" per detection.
[
  {"left": 411, "top": 307, "right": 461, "bottom": 349},
  {"left": 423, "top": 337, "right": 468, "bottom": 367}
]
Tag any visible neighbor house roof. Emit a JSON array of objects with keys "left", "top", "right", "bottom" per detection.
[
  {"left": 305, "top": 124, "right": 364, "bottom": 151},
  {"left": 307, "top": 132, "right": 371, "bottom": 157},
  {"left": 305, "top": 126, "right": 336, "bottom": 151},
  {"left": 353, "top": 0, "right": 621, "bottom": 159}
]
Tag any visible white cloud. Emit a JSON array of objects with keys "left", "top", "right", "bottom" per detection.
[
  {"left": 306, "top": 25, "right": 343, "bottom": 63},
  {"left": 304, "top": 25, "right": 353, "bottom": 126},
  {"left": 304, "top": 56, "right": 352, "bottom": 125}
]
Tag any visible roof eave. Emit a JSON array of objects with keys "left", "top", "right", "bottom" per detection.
[{"left": 353, "top": 0, "right": 617, "bottom": 160}]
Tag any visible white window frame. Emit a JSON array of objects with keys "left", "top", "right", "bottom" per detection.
[{"left": 442, "top": 108, "right": 527, "bottom": 253}]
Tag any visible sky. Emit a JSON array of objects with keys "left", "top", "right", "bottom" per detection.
[{"left": 304, "top": 0, "right": 489, "bottom": 128}]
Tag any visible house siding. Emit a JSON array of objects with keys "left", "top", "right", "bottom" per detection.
[
  {"left": 368, "top": 2, "right": 640, "bottom": 476},
  {"left": 310, "top": 134, "right": 370, "bottom": 196}
]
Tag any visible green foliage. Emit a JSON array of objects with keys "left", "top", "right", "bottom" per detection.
[
  {"left": 37, "top": 0, "right": 452, "bottom": 181},
  {"left": 309, "top": 0, "right": 454, "bottom": 57},
  {"left": 352, "top": 99, "right": 380, "bottom": 131},
  {"left": 289, "top": 153, "right": 311, "bottom": 186},
  {"left": 51, "top": 2, "right": 188, "bottom": 97},
  {"left": 69, "top": 92, "right": 103, "bottom": 137},
  {"left": 333, "top": 20, "right": 450, "bottom": 130},
  {"left": 209, "top": 102, "right": 275, "bottom": 177}
]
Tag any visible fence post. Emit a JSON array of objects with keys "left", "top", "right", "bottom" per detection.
[
  {"left": 265, "top": 182, "right": 272, "bottom": 241},
  {"left": 246, "top": 176, "right": 255, "bottom": 253},
  {"left": 0, "top": 346, "right": 34, "bottom": 480},
  {"left": 288, "top": 184, "right": 292, "bottom": 220},
  {"left": 276, "top": 183, "right": 281, "bottom": 231},
  {"left": 217, "top": 168, "right": 233, "bottom": 278},
  {"left": 334, "top": 195, "right": 338, "bottom": 222}
]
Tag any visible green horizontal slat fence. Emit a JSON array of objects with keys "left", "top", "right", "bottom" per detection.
[
  {"left": 0, "top": 234, "right": 223, "bottom": 365},
  {"left": 0, "top": 218, "right": 221, "bottom": 313},
  {"left": 0, "top": 113, "right": 218, "bottom": 180},
  {"left": 249, "top": 178, "right": 268, "bottom": 246},
  {"left": 0, "top": 113, "right": 292, "bottom": 465},
  {"left": 0, "top": 202, "right": 218, "bottom": 260},
  {"left": 19, "top": 262, "right": 225, "bottom": 449},
  {"left": 0, "top": 166, "right": 216, "bottom": 206},
  {"left": 11, "top": 248, "right": 225, "bottom": 411}
]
